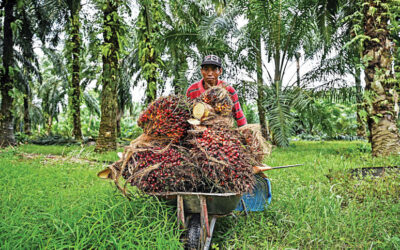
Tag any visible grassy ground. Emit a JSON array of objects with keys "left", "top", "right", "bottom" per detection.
[{"left": 1, "top": 141, "right": 399, "bottom": 249}]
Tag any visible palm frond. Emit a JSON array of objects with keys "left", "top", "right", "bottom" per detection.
[
  {"left": 29, "top": 101, "right": 45, "bottom": 127},
  {"left": 83, "top": 91, "right": 100, "bottom": 116},
  {"left": 268, "top": 92, "right": 293, "bottom": 147}
]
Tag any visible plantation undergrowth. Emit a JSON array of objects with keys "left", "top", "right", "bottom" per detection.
[{"left": 1, "top": 141, "right": 399, "bottom": 249}]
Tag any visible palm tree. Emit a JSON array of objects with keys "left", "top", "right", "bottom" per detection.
[
  {"left": 302, "top": 45, "right": 367, "bottom": 136},
  {"left": 0, "top": 0, "right": 57, "bottom": 143},
  {"left": 12, "top": 57, "right": 39, "bottom": 136},
  {"left": 135, "top": 0, "right": 165, "bottom": 104},
  {"left": 304, "top": 0, "right": 368, "bottom": 137},
  {"left": 67, "top": 1, "right": 83, "bottom": 140},
  {"left": 163, "top": 0, "right": 238, "bottom": 95},
  {"left": 113, "top": 41, "right": 140, "bottom": 137},
  {"left": 95, "top": 0, "right": 121, "bottom": 152},
  {"left": 13, "top": 5, "right": 45, "bottom": 135},
  {"left": 44, "top": 0, "right": 83, "bottom": 140},
  {"left": 116, "top": 65, "right": 133, "bottom": 138},
  {"left": 243, "top": 0, "right": 270, "bottom": 140},
  {"left": 0, "top": 0, "right": 17, "bottom": 146},
  {"left": 235, "top": 0, "right": 317, "bottom": 146},
  {"left": 362, "top": 0, "right": 400, "bottom": 156},
  {"left": 39, "top": 49, "right": 70, "bottom": 134},
  {"left": 163, "top": 2, "right": 192, "bottom": 95},
  {"left": 38, "top": 47, "right": 100, "bottom": 136},
  {"left": 233, "top": 10, "right": 270, "bottom": 139}
]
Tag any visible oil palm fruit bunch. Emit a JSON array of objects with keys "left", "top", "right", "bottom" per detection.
[
  {"left": 122, "top": 146, "right": 200, "bottom": 193},
  {"left": 191, "top": 128, "right": 255, "bottom": 193},
  {"left": 138, "top": 95, "right": 192, "bottom": 141},
  {"left": 200, "top": 86, "right": 233, "bottom": 115},
  {"left": 238, "top": 124, "right": 272, "bottom": 162}
]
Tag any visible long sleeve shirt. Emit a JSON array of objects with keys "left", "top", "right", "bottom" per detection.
[{"left": 186, "top": 79, "right": 247, "bottom": 127}]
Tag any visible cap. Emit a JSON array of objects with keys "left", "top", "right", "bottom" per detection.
[{"left": 201, "top": 55, "right": 222, "bottom": 67}]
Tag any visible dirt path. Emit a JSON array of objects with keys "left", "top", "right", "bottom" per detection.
[{"left": 17, "top": 152, "right": 114, "bottom": 166}]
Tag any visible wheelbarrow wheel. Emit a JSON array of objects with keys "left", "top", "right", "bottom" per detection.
[{"left": 186, "top": 214, "right": 201, "bottom": 250}]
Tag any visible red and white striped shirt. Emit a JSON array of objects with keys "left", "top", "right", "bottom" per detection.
[{"left": 186, "top": 79, "right": 247, "bottom": 127}]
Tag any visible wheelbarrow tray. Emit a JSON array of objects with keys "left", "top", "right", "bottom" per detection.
[{"left": 151, "top": 192, "right": 241, "bottom": 215}]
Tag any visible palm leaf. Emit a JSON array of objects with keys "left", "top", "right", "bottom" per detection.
[{"left": 83, "top": 91, "right": 100, "bottom": 116}]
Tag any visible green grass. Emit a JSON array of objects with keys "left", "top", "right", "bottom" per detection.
[
  {"left": 0, "top": 147, "right": 180, "bottom": 249},
  {"left": 1, "top": 141, "right": 399, "bottom": 249},
  {"left": 213, "top": 141, "right": 400, "bottom": 249}
]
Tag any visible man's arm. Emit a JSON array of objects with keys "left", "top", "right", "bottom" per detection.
[
  {"left": 225, "top": 85, "right": 247, "bottom": 127},
  {"left": 186, "top": 82, "right": 201, "bottom": 99}
]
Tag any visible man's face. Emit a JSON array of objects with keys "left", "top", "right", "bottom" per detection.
[{"left": 201, "top": 65, "right": 223, "bottom": 86}]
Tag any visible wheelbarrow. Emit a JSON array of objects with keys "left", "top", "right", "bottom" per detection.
[
  {"left": 154, "top": 191, "right": 242, "bottom": 250},
  {"left": 98, "top": 164, "right": 297, "bottom": 249},
  {"left": 150, "top": 165, "right": 303, "bottom": 249},
  {"left": 152, "top": 175, "right": 273, "bottom": 250}
]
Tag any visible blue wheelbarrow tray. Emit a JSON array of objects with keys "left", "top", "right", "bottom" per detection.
[{"left": 235, "top": 176, "right": 272, "bottom": 212}]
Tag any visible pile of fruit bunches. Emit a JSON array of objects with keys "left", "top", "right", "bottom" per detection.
[
  {"left": 121, "top": 129, "right": 254, "bottom": 193},
  {"left": 120, "top": 94, "right": 255, "bottom": 194},
  {"left": 137, "top": 96, "right": 191, "bottom": 141}
]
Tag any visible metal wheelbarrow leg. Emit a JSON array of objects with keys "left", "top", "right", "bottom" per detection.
[{"left": 178, "top": 195, "right": 217, "bottom": 250}]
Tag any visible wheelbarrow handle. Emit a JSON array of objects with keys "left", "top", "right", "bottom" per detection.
[
  {"left": 254, "top": 164, "right": 303, "bottom": 173},
  {"left": 268, "top": 164, "right": 304, "bottom": 170}
]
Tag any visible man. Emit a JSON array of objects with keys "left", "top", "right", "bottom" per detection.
[
  {"left": 186, "top": 55, "right": 271, "bottom": 212},
  {"left": 187, "top": 55, "right": 266, "bottom": 174},
  {"left": 186, "top": 54, "right": 247, "bottom": 127}
]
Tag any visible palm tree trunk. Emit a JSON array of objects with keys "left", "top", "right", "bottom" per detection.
[
  {"left": 173, "top": 52, "right": 188, "bottom": 95},
  {"left": 138, "top": 0, "right": 162, "bottom": 105},
  {"left": 274, "top": 3, "right": 282, "bottom": 88},
  {"left": 354, "top": 66, "right": 366, "bottom": 137},
  {"left": 143, "top": 5, "right": 158, "bottom": 105},
  {"left": 95, "top": 0, "right": 120, "bottom": 152},
  {"left": 363, "top": 0, "right": 400, "bottom": 156},
  {"left": 395, "top": 44, "right": 399, "bottom": 75},
  {"left": 255, "top": 36, "right": 269, "bottom": 140},
  {"left": 272, "top": 29, "right": 283, "bottom": 146},
  {"left": 47, "top": 116, "right": 53, "bottom": 135},
  {"left": 0, "top": 0, "right": 16, "bottom": 147},
  {"left": 69, "top": 11, "right": 83, "bottom": 140},
  {"left": 273, "top": 47, "right": 282, "bottom": 88},
  {"left": 295, "top": 52, "right": 301, "bottom": 87},
  {"left": 23, "top": 94, "right": 31, "bottom": 135},
  {"left": 116, "top": 106, "right": 123, "bottom": 138},
  {"left": 14, "top": 120, "right": 19, "bottom": 134}
]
